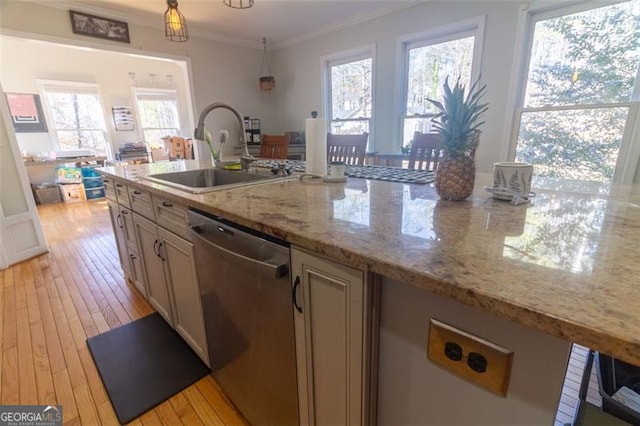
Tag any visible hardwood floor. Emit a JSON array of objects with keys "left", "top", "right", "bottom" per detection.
[{"left": 0, "top": 199, "right": 247, "bottom": 425}]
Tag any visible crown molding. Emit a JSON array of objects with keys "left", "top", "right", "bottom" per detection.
[
  {"left": 0, "top": 27, "right": 191, "bottom": 62},
  {"left": 272, "top": 1, "right": 425, "bottom": 50},
  {"left": 25, "top": 0, "right": 426, "bottom": 51},
  {"left": 26, "top": 0, "right": 263, "bottom": 49}
]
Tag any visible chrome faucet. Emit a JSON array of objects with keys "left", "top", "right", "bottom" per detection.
[{"left": 194, "top": 102, "right": 255, "bottom": 170}]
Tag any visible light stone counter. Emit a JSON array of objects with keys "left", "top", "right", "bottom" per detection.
[{"left": 99, "top": 160, "right": 640, "bottom": 366}]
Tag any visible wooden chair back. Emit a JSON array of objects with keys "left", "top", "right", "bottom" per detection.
[
  {"left": 260, "top": 134, "right": 289, "bottom": 159},
  {"left": 408, "top": 132, "right": 442, "bottom": 171},
  {"left": 327, "top": 132, "right": 368, "bottom": 165}
]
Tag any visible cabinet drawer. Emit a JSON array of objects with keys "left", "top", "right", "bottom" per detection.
[
  {"left": 128, "top": 186, "right": 155, "bottom": 221},
  {"left": 153, "top": 196, "right": 190, "bottom": 240},
  {"left": 102, "top": 177, "right": 117, "bottom": 202},
  {"left": 114, "top": 181, "right": 131, "bottom": 208}
]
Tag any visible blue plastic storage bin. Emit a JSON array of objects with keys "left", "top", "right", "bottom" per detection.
[
  {"left": 83, "top": 176, "right": 103, "bottom": 189},
  {"left": 85, "top": 187, "right": 105, "bottom": 200},
  {"left": 55, "top": 166, "right": 82, "bottom": 183},
  {"left": 81, "top": 166, "right": 101, "bottom": 177}
]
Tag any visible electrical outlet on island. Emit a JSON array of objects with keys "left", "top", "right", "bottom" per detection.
[{"left": 427, "top": 318, "right": 514, "bottom": 396}]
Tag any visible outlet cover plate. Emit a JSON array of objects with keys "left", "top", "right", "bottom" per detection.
[{"left": 427, "top": 319, "right": 514, "bottom": 396}]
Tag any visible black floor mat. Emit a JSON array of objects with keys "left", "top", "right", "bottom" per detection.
[{"left": 86, "top": 313, "right": 210, "bottom": 424}]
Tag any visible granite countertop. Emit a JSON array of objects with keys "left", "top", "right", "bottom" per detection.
[{"left": 99, "top": 160, "right": 640, "bottom": 366}]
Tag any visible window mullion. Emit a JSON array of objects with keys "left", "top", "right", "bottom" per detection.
[
  {"left": 134, "top": 88, "right": 181, "bottom": 145},
  {"left": 326, "top": 53, "right": 373, "bottom": 135},
  {"left": 511, "top": 0, "right": 640, "bottom": 187},
  {"left": 521, "top": 102, "right": 636, "bottom": 114},
  {"left": 508, "top": 109, "right": 524, "bottom": 160},
  {"left": 613, "top": 103, "right": 640, "bottom": 183},
  {"left": 631, "top": 59, "right": 640, "bottom": 102},
  {"left": 404, "top": 113, "right": 438, "bottom": 119},
  {"left": 55, "top": 127, "right": 106, "bottom": 132},
  {"left": 332, "top": 118, "right": 371, "bottom": 123},
  {"left": 401, "top": 30, "right": 478, "bottom": 147},
  {"left": 39, "top": 80, "right": 112, "bottom": 158}
]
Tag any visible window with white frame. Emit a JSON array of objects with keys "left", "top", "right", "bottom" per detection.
[
  {"left": 326, "top": 52, "right": 373, "bottom": 136},
  {"left": 134, "top": 88, "right": 181, "bottom": 146},
  {"left": 399, "top": 18, "right": 483, "bottom": 150},
  {"left": 512, "top": 1, "right": 640, "bottom": 188},
  {"left": 41, "top": 82, "right": 110, "bottom": 157}
]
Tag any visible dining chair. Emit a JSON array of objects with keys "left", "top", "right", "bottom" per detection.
[
  {"left": 408, "top": 132, "right": 442, "bottom": 171},
  {"left": 260, "top": 134, "right": 289, "bottom": 159},
  {"left": 327, "top": 132, "right": 369, "bottom": 165}
]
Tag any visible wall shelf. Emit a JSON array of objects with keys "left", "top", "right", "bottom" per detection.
[{"left": 24, "top": 156, "right": 107, "bottom": 167}]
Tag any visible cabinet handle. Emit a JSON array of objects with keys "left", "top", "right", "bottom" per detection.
[
  {"left": 292, "top": 276, "right": 303, "bottom": 313},
  {"left": 133, "top": 190, "right": 142, "bottom": 195},
  {"left": 116, "top": 213, "right": 123, "bottom": 228},
  {"left": 116, "top": 183, "right": 123, "bottom": 187},
  {"left": 129, "top": 253, "right": 137, "bottom": 260},
  {"left": 162, "top": 201, "right": 173, "bottom": 208},
  {"left": 121, "top": 209, "right": 128, "bottom": 215},
  {"left": 158, "top": 242, "right": 166, "bottom": 262},
  {"left": 153, "top": 240, "right": 166, "bottom": 261}
]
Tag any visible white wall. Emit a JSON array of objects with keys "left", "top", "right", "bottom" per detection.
[
  {"left": 0, "top": 0, "right": 272, "bottom": 160},
  {"left": 0, "top": 37, "right": 192, "bottom": 156},
  {"left": 273, "top": 1, "right": 524, "bottom": 173},
  {"left": 378, "top": 277, "right": 570, "bottom": 424}
]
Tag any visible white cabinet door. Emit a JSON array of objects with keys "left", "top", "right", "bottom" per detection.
[
  {"left": 108, "top": 201, "right": 147, "bottom": 296},
  {"left": 160, "top": 227, "right": 208, "bottom": 365},
  {"left": 108, "top": 200, "right": 131, "bottom": 278},
  {"left": 0, "top": 85, "right": 47, "bottom": 269},
  {"left": 131, "top": 212, "right": 208, "bottom": 365},
  {"left": 128, "top": 250, "right": 147, "bottom": 297},
  {"left": 133, "top": 213, "right": 173, "bottom": 324},
  {"left": 292, "top": 246, "right": 369, "bottom": 426}
]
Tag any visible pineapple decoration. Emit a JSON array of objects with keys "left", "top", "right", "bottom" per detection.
[{"left": 428, "top": 77, "right": 488, "bottom": 201}]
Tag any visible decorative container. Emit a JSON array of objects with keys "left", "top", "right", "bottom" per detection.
[{"left": 259, "top": 75, "right": 276, "bottom": 91}]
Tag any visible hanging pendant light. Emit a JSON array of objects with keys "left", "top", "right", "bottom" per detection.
[
  {"left": 165, "top": 0, "right": 189, "bottom": 42},
  {"left": 223, "top": 0, "right": 254, "bottom": 9},
  {"left": 259, "top": 37, "right": 275, "bottom": 91}
]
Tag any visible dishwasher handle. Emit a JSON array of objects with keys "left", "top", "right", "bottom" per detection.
[{"left": 190, "top": 225, "right": 289, "bottom": 280}]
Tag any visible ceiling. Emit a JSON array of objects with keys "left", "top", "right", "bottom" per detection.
[{"left": 41, "top": 0, "right": 424, "bottom": 49}]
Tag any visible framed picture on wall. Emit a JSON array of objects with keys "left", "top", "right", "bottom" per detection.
[
  {"left": 5, "top": 93, "right": 48, "bottom": 133},
  {"left": 69, "top": 10, "right": 130, "bottom": 44}
]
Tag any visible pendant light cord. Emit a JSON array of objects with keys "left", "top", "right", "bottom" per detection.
[{"left": 259, "top": 37, "right": 272, "bottom": 76}]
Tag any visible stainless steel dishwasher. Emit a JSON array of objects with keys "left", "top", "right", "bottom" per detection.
[{"left": 188, "top": 209, "right": 299, "bottom": 425}]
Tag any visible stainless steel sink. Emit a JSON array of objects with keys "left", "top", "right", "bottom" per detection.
[{"left": 143, "top": 168, "right": 284, "bottom": 193}]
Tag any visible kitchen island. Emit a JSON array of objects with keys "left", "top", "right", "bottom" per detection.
[{"left": 98, "top": 160, "right": 640, "bottom": 423}]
